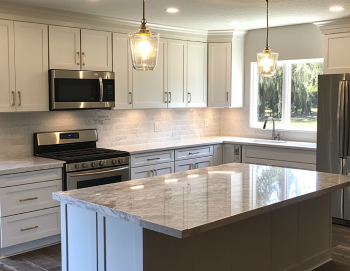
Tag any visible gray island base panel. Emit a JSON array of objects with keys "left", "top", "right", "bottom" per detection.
[{"left": 53, "top": 163, "right": 350, "bottom": 271}]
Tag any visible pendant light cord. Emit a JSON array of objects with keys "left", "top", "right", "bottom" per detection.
[
  {"left": 143, "top": 0, "right": 146, "bottom": 21},
  {"left": 266, "top": 0, "right": 269, "bottom": 48}
]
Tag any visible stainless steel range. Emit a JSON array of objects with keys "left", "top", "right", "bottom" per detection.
[{"left": 34, "top": 129, "right": 130, "bottom": 190}]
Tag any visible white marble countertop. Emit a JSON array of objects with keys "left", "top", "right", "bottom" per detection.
[
  {"left": 0, "top": 157, "right": 64, "bottom": 175},
  {"left": 53, "top": 163, "right": 348, "bottom": 239},
  {"left": 112, "top": 136, "right": 316, "bottom": 154}
]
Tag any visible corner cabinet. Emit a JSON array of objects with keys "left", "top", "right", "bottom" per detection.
[
  {"left": 132, "top": 38, "right": 168, "bottom": 109},
  {"left": 14, "top": 22, "right": 49, "bottom": 112},
  {"left": 49, "top": 25, "right": 112, "bottom": 72},
  {"left": 187, "top": 42, "right": 207, "bottom": 108},
  {"left": 208, "top": 43, "right": 232, "bottom": 108}
]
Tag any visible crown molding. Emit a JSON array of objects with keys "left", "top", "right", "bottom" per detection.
[
  {"left": 207, "top": 30, "right": 247, "bottom": 42},
  {"left": 314, "top": 17, "right": 350, "bottom": 35}
]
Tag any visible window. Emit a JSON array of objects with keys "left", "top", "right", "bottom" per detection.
[{"left": 250, "top": 59, "right": 323, "bottom": 131}]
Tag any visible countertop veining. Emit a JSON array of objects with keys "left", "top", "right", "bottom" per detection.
[
  {"left": 0, "top": 157, "right": 64, "bottom": 175},
  {"left": 112, "top": 136, "right": 316, "bottom": 154},
  {"left": 53, "top": 163, "right": 348, "bottom": 238}
]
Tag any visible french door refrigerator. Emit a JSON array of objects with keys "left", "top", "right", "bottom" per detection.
[{"left": 317, "top": 74, "right": 350, "bottom": 226}]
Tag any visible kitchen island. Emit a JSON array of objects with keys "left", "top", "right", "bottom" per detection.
[{"left": 53, "top": 163, "right": 350, "bottom": 271}]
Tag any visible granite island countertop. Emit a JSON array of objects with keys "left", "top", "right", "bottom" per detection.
[
  {"left": 0, "top": 157, "right": 64, "bottom": 175},
  {"left": 112, "top": 136, "right": 316, "bottom": 154},
  {"left": 53, "top": 163, "right": 348, "bottom": 238}
]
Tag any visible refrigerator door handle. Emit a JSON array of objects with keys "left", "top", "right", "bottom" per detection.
[
  {"left": 344, "top": 81, "right": 350, "bottom": 158},
  {"left": 338, "top": 80, "right": 347, "bottom": 160}
]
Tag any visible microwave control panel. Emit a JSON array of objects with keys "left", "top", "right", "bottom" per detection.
[{"left": 104, "top": 80, "right": 115, "bottom": 101}]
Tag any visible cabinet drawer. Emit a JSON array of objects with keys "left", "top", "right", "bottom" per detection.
[
  {"left": 0, "top": 179, "right": 62, "bottom": 217},
  {"left": 1, "top": 207, "right": 60, "bottom": 248},
  {"left": 131, "top": 150, "right": 174, "bottom": 168},
  {"left": 0, "top": 168, "right": 62, "bottom": 188},
  {"left": 175, "top": 145, "right": 213, "bottom": 161},
  {"left": 243, "top": 145, "right": 316, "bottom": 164}
]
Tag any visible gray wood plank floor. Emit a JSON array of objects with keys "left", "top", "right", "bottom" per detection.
[{"left": 0, "top": 224, "right": 349, "bottom": 270}]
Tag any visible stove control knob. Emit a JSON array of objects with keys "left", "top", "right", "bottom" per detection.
[
  {"left": 99, "top": 160, "right": 106, "bottom": 166},
  {"left": 91, "top": 162, "right": 96, "bottom": 167},
  {"left": 75, "top": 164, "right": 80, "bottom": 169},
  {"left": 112, "top": 159, "right": 117, "bottom": 164},
  {"left": 83, "top": 162, "right": 88, "bottom": 168},
  {"left": 118, "top": 158, "right": 124, "bottom": 164}
]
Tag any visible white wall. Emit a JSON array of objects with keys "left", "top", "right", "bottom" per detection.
[{"left": 222, "top": 23, "right": 323, "bottom": 142}]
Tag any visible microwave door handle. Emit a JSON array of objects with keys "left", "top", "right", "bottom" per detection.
[{"left": 99, "top": 77, "right": 103, "bottom": 103}]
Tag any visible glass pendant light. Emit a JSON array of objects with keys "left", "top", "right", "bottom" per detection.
[
  {"left": 257, "top": 0, "right": 279, "bottom": 77},
  {"left": 129, "top": 0, "right": 159, "bottom": 71}
]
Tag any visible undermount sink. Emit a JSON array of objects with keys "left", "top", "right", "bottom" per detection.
[{"left": 251, "top": 139, "right": 288, "bottom": 144}]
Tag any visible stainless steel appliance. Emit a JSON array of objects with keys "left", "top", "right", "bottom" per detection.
[
  {"left": 34, "top": 129, "right": 130, "bottom": 190},
  {"left": 49, "top": 70, "right": 115, "bottom": 110},
  {"left": 317, "top": 74, "right": 350, "bottom": 226}
]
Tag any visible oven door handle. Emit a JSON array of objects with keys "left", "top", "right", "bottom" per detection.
[
  {"left": 99, "top": 77, "right": 103, "bottom": 103},
  {"left": 70, "top": 166, "right": 129, "bottom": 177}
]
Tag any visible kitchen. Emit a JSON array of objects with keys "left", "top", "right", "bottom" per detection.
[{"left": 0, "top": 0, "right": 349, "bottom": 270}]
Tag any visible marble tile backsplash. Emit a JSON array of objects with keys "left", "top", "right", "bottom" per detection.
[
  {"left": 221, "top": 107, "right": 317, "bottom": 143},
  {"left": 0, "top": 108, "right": 221, "bottom": 159}
]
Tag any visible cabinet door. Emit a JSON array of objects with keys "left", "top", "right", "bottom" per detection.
[
  {"left": 167, "top": 39, "right": 187, "bottom": 108},
  {"left": 49, "top": 25, "right": 80, "bottom": 70},
  {"left": 213, "top": 144, "right": 223, "bottom": 166},
  {"left": 223, "top": 144, "right": 235, "bottom": 164},
  {"left": 324, "top": 33, "right": 350, "bottom": 74},
  {"left": 113, "top": 33, "right": 133, "bottom": 109},
  {"left": 208, "top": 42, "right": 231, "bottom": 108},
  {"left": 132, "top": 38, "right": 168, "bottom": 109},
  {"left": 194, "top": 156, "right": 213, "bottom": 169},
  {"left": 14, "top": 22, "right": 49, "bottom": 112},
  {"left": 81, "top": 29, "right": 112, "bottom": 72},
  {"left": 154, "top": 162, "right": 174, "bottom": 177},
  {"left": 130, "top": 165, "right": 154, "bottom": 180},
  {"left": 187, "top": 42, "right": 207, "bottom": 108},
  {"left": 0, "top": 20, "right": 15, "bottom": 112},
  {"left": 175, "top": 159, "right": 194, "bottom": 173}
]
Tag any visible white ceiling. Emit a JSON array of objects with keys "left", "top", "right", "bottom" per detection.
[{"left": 2, "top": 0, "right": 350, "bottom": 31}]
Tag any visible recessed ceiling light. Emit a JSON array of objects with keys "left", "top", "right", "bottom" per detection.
[
  {"left": 166, "top": 8, "right": 179, "bottom": 13},
  {"left": 330, "top": 6, "right": 344, "bottom": 11},
  {"left": 229, "top": 21, "right": 241, "bottom": 25}
]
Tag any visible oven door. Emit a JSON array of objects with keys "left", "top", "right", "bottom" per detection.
[
  {"left": 50, "top": 70, "right": 115, "bottom": 110},
  {"left": 66, "top": 165, "right": 129, "bottom": 191}
]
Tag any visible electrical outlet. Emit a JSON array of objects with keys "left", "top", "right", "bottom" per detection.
[
  {"left": 154, "top": 122, "right": 159, "bottom": 132},
  {"left": 205, "top": 118, "right": 208, "bottom": 127}
]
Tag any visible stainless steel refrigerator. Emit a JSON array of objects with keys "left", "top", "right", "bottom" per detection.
[{"left": 317, "top": 74, "right": 350, "bottom": 226}]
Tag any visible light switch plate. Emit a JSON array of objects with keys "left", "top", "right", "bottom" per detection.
[
  {"left": 155, "top": 122, "right": 159, "bottom": 132},
  {"left": 205, "top": 118, "right": 208, "bottom": 127}
]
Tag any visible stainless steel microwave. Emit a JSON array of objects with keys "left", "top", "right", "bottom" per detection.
[{"left": 49, "top": 70, "right": 115, "bottom": 110}]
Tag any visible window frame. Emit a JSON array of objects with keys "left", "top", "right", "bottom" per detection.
[{"left": 249, "top": 58, "right": 324, "bottom": 132}]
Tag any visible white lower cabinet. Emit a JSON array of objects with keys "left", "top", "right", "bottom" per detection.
[
  {"left": 242, "top": 145, "right": 316, "bottom": 170},
  {"left": 213, "top": 144, "right": 224, "bottom": 166},
  {"left": 223, "top": 144, "right": 242, "bottom": 164},
  {"left": 131, "top": 162, "right": 174, "bottom": 180},
  {"left": 175, "top": 156, "right": 214, "bottom": 173},
  {"left": 0, "top": 167, "right": 63, "bottom": 255}
]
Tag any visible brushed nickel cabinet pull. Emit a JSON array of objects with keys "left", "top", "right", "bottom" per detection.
[
  {"left": 169, "top": 92, "right": 172, "bottom": 103},
  {"left": 164, "top": 92, "right": 168, "bottom": 103},
  {"left": 188, "top": 92, "right": 191, "bottom": 103},
  {"left": 82, "top": 52, "right": 86, "bottom": 66},
  {"left": 154, "top": 169, "right": 157, "bottom": 176},
  {"left": 147, "top": 158, "right": 160, "bottom": 161},
  {"left": 129, "top": 92, "right": 132, "bottom": 104},
  {"left": 21, "top": 226, "right": 38, "bottom": 231},
  {"left": 20, "top": 197, "right": 38, "bottom": 202},
  {"left": 227, "top": 92, "right": 229, "bottom": 102},
  {"left": 18, "top": 91, "right": 21, "bottom": 106},
  {"left": 77, "top": 52, "right": 80, "bottom": 65},
  {"left": 189, "top": 152, "right": 200, "bottom": 155},
  {"left": 11, "top": 91, "right": 15, "bottom": 106}
]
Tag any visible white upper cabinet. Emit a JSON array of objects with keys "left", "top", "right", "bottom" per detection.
[
  {"left": 81, "top": 29, "right": 112, "bottom": 72},
  {"left": 324, "top": 33, "right": 350, "bottom": 74},
  {"left": 132, "top": 38, "right": 168, "bottom": 109},
  {"left": 167, "top": 39, "right": 187, "bottom": 108},
  {"left": 14, "top": 22, "right": 49, "bottom": 112},
  {"left": 113, "top": 33, "right": 133, "bottom": 110},
  {"left": 187, "top": 42, "right": 207, "bottom": 108},
  {"left": 49, "top": 26, "right": 80, "bottom": 70},
  {"left": 0, "top": 20, "right": 15, "bottom": 112},
  {"left": 208, "top": 42, "right": 232, "bottom": 108}
]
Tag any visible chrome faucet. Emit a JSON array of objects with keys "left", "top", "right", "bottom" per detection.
[{"left": 263, "top": 117, "right": 280, "bottom": 140}]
